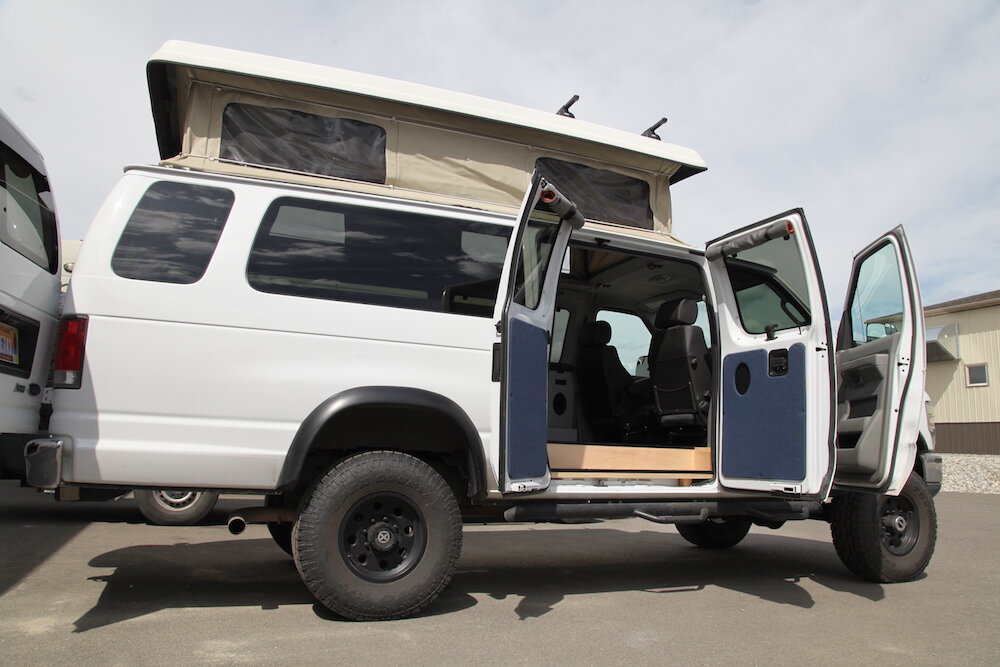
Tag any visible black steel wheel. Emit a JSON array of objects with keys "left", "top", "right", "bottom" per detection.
[
  {"left": 831, "top": 471, "right": 937, "bottom": 583},
  {"left": 676, "top": 517, "right": 752, "bottom": 549},
  {"left": 134, "top": 489, "right": 219, "bottom": 526},
  {"left": 293, "top": 451, "right": 462, "bottom": 621},
  {"left": 339, "top": 492, "right": 426, "bottom": 582}
]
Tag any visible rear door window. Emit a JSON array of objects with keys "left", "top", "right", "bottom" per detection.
[
  {"left": 111, "top": 181, "right": 235, "bottom": 284},
  {"left": 1, "top": 140, "right": 58, "bottom": 273},
  {"left": 723, "top": 236, "right": 812, "bottom": 334}
]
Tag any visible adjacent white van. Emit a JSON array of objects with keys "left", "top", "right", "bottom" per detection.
[
  {"left": 27, "top": 42, "right": 941, "bottom": 621},
  {"left": 0, "top": 108, "right": 60, "bottom": 479}
]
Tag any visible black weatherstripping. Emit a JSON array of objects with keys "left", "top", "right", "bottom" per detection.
[{"left": 277, "top": 387, "right": 486, "bottom": 497}]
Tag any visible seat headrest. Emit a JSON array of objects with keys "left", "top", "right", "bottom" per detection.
[
  {"left": 580, "top": 320, "right": 613, "bottom": 346},
  {"left": 655, "top": 298, "right": 699, "bottom": 329}
]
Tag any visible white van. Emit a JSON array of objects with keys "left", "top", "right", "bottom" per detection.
[
  {"left": 27, "top": 42, "right": 941, "bottom": 621},
  {"left": 0, "top": 108, "right": 60, "bottom": 478}
]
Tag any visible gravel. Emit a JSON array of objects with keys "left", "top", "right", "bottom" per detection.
[{"left": 940, "top": 453, "right": 1000, "bottom": 494}]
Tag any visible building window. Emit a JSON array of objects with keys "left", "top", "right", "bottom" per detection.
[{"left": 966, "top": 363, "right": 989, "bottom": 387}]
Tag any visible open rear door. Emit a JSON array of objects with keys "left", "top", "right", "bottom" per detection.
[
  {"left": 834, "top": 226, "right": 924, "bottom": 495},
  {"left": 705, "top": 210, "right": 835, "bottom": 496},
  {"left": 494, "top": 171, "right": 583, "bottom": 493}
]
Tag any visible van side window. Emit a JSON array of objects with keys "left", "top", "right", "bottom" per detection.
[
  {"left": 1, "top": 140, "right": 58, "bottom": 273},
  {"left": 247, "top": 197, "right": 511, "bottom": 316},
  {"left": 111, "top": 181, "right": 234, "bottom": 284},
  {"left": 596, "top": 310, "right": 651, "bottom": 375},
  {"left": 220, "top": 104, "right": 387, "bottom": 184}
]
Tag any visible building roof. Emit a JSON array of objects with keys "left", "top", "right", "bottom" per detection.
[{"left": 924, "top": 289, "right": 1000, "bottom": 316}]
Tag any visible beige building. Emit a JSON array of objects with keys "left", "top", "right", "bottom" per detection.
[{"left": 924, "top": 290, "right": 1000, "bottom": 454}]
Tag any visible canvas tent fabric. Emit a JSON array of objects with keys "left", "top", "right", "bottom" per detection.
[{"left": 146, "top": 41, "right": 708, "bottom": 236}]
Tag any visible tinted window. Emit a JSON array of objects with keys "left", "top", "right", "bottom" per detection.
[
  {"left": 724, "top": 236, "right": 811, "bottom": 334},
  {"left": 247, "top": 197, "right": 511, "bottom": 316},
  {"left": 535, "top": 158, "right": 654, "bottom": 229},
  {"left": 1, "top": 140, "right": 58, "bottom": 273},
  {"left": 221, "top": 104, "right": 387, "bottom": 184},
  {"left": 112, "top": 181, "right": 234, "bottom": 284}
]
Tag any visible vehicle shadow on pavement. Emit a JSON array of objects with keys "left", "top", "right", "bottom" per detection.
[
  {"left": 73, "top": 526, "right": 885, "bottom": 630},
  {"left": 0, "top": 484, "right": 144, "bottom": 597},
  {"left": 74, "top": 538, "right": 309, "bottom": 632},
  {"left": 0, "top": 486, "right": 255, "bottom": 599},
  {"left": 439, "top": 527, "right": 886, "bottom": 620}
]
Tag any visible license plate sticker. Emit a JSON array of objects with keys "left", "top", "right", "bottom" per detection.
[{"left": 0, "top": 322, "right": 19, "bottom": 365}]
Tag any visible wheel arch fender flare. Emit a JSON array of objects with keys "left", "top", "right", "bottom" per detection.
[{"left": 276, "top": 386, "right": 485, "bottom": 496}]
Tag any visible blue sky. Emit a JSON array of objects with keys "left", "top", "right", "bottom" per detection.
[{"left": 1, "top": 0, "right": 997, "bottom": 309}]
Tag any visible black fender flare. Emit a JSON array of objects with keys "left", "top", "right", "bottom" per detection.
[{"left": 276, "top": 386, "right": 485, "bottom": 497}]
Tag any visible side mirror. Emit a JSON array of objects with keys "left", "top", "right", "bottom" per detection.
[{"left": 865, "top": 321, "right": 897, "bottom": 342}]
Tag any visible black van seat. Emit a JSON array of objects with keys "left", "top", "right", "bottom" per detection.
[
  {"left": 576, "top": 321, "right": 638, "bottom": 440},
  {"left": 649, "top": 299, "right": 711, "bottom": 425}
]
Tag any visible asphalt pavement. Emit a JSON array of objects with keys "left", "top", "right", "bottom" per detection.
[{"left": 0, "top": 480, "right": 997, "bottom": 665}]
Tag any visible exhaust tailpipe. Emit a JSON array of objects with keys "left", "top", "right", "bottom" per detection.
[{"left": 227, "top": 505, "right": 297, "bottom": 535}]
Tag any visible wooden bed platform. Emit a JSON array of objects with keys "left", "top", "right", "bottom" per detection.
[{"left": 547, "top": 443, "right": 713, "bottom": 484}]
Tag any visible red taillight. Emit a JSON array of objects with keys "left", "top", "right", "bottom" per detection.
[{"left": 54, "top": 316, "right": 88, "bottom": 389}]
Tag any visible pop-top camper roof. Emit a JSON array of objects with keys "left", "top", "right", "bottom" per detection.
[{"left": 146, "top": 41, "right": 707, "bottom": 234}]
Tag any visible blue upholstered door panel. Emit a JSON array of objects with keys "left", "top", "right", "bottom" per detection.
[
  {"left": 505, "top": 317, "right": 550, "bottom": 480},
  {"left": 720, "top": 343, "right": 807, "bottom": 481}
]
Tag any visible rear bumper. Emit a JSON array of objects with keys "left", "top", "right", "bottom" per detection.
[{"left": 920, "top": 451, "right": 943, "bottom": 496}]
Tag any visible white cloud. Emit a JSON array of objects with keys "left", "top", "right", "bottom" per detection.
[{"left": 1, "top": 0, "right": 996, "bottom": 307}]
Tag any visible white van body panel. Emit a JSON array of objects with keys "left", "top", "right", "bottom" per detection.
[{"left": 54, "top": 167, "right": 502, "bottom": 488}]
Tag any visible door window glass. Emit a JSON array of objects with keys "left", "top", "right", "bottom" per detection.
[
  {"left": 597, "top": 310, "right": 651, "bottom": 375},
  {"left": 511, "top": 217, "right": 560, "bottom": 310},
  {"left": 550, "top": 308, "right": 570, "bottom": 363},
  {"left": 1, "top": 141, "right": 58, "bottom": 273},
  {"left": 112, "top": 181, "right": 235, "bottom": 284},
  {"left": 724, "top": 236, "right": 811, "bottom": 334},
  {"left": 845, "top": 243, "right": 904, "bottom": 348}
]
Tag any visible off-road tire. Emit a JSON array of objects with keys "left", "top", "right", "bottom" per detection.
[
  {"left": 292, "top": 451, "right": 462, "bottom": 621},
  {"left": 830, "top": 471, "right": 937, "bottom": 583},
  {"left": 134, "top": 489, "right": 219, "bottom": 526},
  {"left": 676, "top": 517, "right": 752, "bottom": 549}
]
